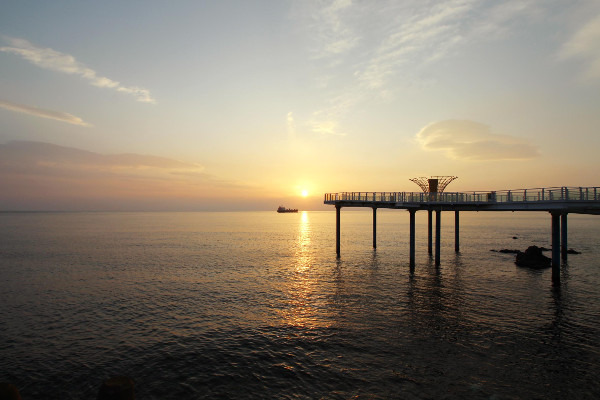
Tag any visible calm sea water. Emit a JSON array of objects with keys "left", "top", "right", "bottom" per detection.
[{"left": 1, "top": 210, "right": 599, "bottom": 399}]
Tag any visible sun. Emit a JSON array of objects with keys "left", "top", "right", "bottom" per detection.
[{"left": 301, "top": 189, "right": 309, "bottom": 198}]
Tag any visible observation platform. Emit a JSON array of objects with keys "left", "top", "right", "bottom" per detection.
[{"left": 324, "top": 186, "right": 600, "bottom": 284}]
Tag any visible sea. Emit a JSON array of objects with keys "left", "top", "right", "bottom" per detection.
[{"left": 1, "top": 210, "right": 599, "bottom": 399}]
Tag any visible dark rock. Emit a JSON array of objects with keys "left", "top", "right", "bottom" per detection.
[
  {"left": 567, "top": 248, "right": 581, "bottom": 254},
  {"left": 515, "top": 246, "right": 551, "bottom": 269},
  {"left": 538, "top": 247, "right": 551, "bottom": 251},
  {"left": 512, "top": 236, "right": 518, "bottom": 239}
]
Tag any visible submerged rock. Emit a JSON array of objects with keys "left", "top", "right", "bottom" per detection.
[
  {"left": 490, "top": 249, "right": 520, "bottom": 254},
  {"left": 515, "top": 246, "right": 551, "bottom": 269}
]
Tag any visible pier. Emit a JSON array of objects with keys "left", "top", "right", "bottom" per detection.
[{"left": 324, "top": 186, "right": 600, "bottom": 284}]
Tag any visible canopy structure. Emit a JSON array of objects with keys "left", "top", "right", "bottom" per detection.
[{"left": 410, "top": 176, "right": 457, "bottom": 193}]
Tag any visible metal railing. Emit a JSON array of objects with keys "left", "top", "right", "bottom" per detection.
[{"left": 324, "top": 187, "right": 600, "bottom": 204}]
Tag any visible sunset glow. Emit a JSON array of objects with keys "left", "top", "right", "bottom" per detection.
[{"left": 1, "top": 1, "right": 599, "bottom": 211}]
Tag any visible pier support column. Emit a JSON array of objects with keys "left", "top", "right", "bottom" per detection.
[
  {"left": 454, "top": 211, "right": 460, "bottom": 253},
  {"left": 409, "top": 209, "right": 416, "bottom": 270},
  {"left": 561, "top": 213, "right": 568, "bottom": 261},
  {"left": 428, "top": 209, "right": 433, "bottom": 255},
  {"left": 551, "top": 212, "right": 561, "bottom": 284},
  {"left": 372, "top": 207, "right": 377, "bottom": 249},
  {"left": 435, "top": 210, "right": 441, "bottom": 266},
  {"left": 336, "top": 205, "right": 341, "bottom": 257}
]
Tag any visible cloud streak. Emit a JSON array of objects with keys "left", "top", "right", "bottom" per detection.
[
  {"left": 560, "top": 14, "right": 600, "bottom": 80},
  {"left": 0, "top": 100, "right": 91, "bottom": 126},
  {"left": 308, "top": 0, "right": 357, "bottom": 60},
  {"left": 416, "top": 120, "right": 539, "bottom": 160},
  {"left": 302, "top": 0, "right": 543, "bottom": 89},
  {"left": 0, "top": 141, "right": 204, "bottom": 175},
  {"left": 0, "top": 141, "right": 260, "bottom": 211},
  {"left": 297, "top": 0, "right": 545, "bottom": 135},
  {"left": 0, "top": 37, "right": 156, "bottom": 103}
]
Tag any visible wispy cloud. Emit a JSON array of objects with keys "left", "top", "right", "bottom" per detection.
[
  {"left": 0, "top": 100, "right": 91, "bottom": 127},
  {"left": 0, "top": 37, "right": 156, "bottom": 103},
  {"left": 308, "top": 0, "right": 357, "bottom": 60},
  {"left": 351, "top": 0, "right": 544, "bottom": 90},
  {"left": 416, "top": 120, "right": 539, "bottom": 160},
  {"left": 306, "top": 93, "right": 357, "bottom": 136},
  {"left": 0, "top": 140, "right": 208, "bottom": 180},
  {"left": 297, "top": 0, "right": 545, "bottom": 135},
  {"left": 308, "top": 119, "right": 344, "bottom": 136},
  {"left": 356, "top": 0, "right": 473, "bottom": 89},
  {"left": 0, "top": 141, "right": 259, "bottom": 210},
  {"left": 287, "top": 111, "right": 296, "bottom": 140},
  {"left": 559, "top": 14, "right": 600, "bottom": 80}
]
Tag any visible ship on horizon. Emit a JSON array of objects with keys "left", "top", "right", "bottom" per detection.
[{"left": 277, "top": 206, "right": 298, "bottom": 213}]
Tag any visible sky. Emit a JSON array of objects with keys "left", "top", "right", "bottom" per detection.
[{"left": 1, "top": 0, "right": 599, "bottom": 211}]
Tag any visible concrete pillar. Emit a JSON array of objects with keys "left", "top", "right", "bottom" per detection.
[
  {"left": 409, "top": 209, "right": 416, "bottom": 269},
  {"left": 428, "top": 209, "right": 433, "bottom": 255},
  {"left": 561, "top": 213, "right": 568, "bottom": 261},
  {"left": 435, "top": 210, "right": 441, "bottom": 266},
  {"left": 372, "top": 207, "right": 377, "bottom": 249},
  {"left": 454, "top": 210, "right": 460, "bottom": 253},
  {"left": 551, "top": 212, "right": 561, "bottom": 284},
  {"left": 336, "top": 205, "right": 341, "bottom": 257}
]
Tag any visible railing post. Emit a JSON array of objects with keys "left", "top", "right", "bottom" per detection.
[{"left": 580, "top": 187, "right": 583, "bottom": 200}]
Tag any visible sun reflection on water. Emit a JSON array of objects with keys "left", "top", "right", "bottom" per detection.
[
  {"left": 295, "top": 211, "right": 312, "bottom": 272},
  {"left": 280, "top": 211, "right": 327, "bottom": 329}
]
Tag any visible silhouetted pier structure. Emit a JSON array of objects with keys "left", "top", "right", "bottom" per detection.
[{"left": 324, "top": 186, "right": 600, "bottom": 284}]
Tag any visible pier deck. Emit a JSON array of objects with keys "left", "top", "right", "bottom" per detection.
[{"left": 324, "top": 186, "right": 600, "bottom": 284}]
